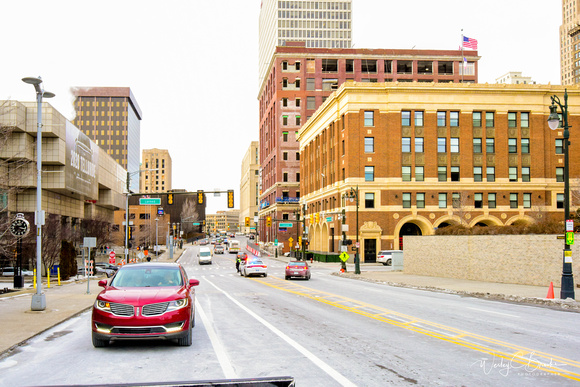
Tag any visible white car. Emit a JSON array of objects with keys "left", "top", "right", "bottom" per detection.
[
  {"left": 198, "top": 247, "right": 213, "bottom": 265},
  {"left": 241, "top": 258, "right": 267, "bottom": 278},
  {"left": 2, "top": 267, "right": 33, "bottom": 276},
  {"left": 377, "top": 250, "right": 395, "bottom": 266}
]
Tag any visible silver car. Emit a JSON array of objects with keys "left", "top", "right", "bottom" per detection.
[{"left": 241, "top": 258, "right": 267, "bottom": 278}]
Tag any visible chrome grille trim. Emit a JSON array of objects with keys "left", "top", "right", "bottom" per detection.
[
  {"left": 142, "top": 302, "right": 169, "bottom": 316},
  {"left": 110, "top": 303, "right": 134, "bottom": 316}
]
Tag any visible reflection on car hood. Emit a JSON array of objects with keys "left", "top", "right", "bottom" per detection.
[{"left": 98, "top": 287, "right": 188, "bottom": 304}]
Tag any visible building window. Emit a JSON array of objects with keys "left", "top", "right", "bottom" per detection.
[
  {"left": 416, "top": 193, "right": 425, "bottom": 208},
  {"left": 439, "top": 193, "right": 447, "bottom": 208},
  {"left": 283, "top": 115, "right": 288, "bottom": 125},
  {"left": 322, "top": 58, "right": 338, "bottom": 72},
  {"left": 384, "top": 60, "right": 392, "bottom": 73},
  {"left": 450, "top": 138, "right": 459, "bottom": 153},
  {"left": 488, "top": 193, "right": 496, "bottom": 209},
  {"left": 418, "top": 61, "right": 433, "bottom": 74},
  {"left": 486, "top": 138, "right": 495, "bottom": 153},
  {"left": 487, "top": 167, "right": 495, "bottom": 182},
  {"left": 296, "top": 152, "right": 300, "bottom": 161},
  {"left": 450, "top": 111, "right": 459, "bottom": 127},
  {"left": 437, "top": 138, "right": 446, "bottom": 153},
  {"left": 397, "top": 60, "right": 413, "bottom": 74},
  {"left": 402, "top": 166, "right": 411, "bottom": 181},
  {"left": 509, "top": 167, "right": 518, "bottom": 182},
  {"left": 508, "top": 138, "right": 517, "bottom": 153},
  {"left": 415, "top": 111, "right": 424, "bottom": 127},
  {"left": 402, "top": 193, "right": 411, "bottom": 208},
  {"left": 295, "top": 62, "right": 301, "bottom": 71},
  {"left": 296, "top": 98, "right": 301, "bottom": 107},
  {"left": 557, "top": 193, "right": 564, "bottom": 209},
  {"left": 451, "top": 166, "right": 460, "bottom": 181},
  {"left": 282, "top": 98, "right": 288, "bottom": 107},
  {"left": 415, "top": 166, "right": 424, "bottom": 181},
  {"left": 282, "top": 61, "right": 288, "bottom": 70},
  {"left": 401, "top": 111, "right": 411, "bottom": 126},
  {"left": 521, "top": 138, "right": 530, "bottom": 153},
  {"left": 402, "top": 137, "right": 411, "bottom": 153},
  {"left": 510, "top": 193, "right": 518, "bottom": 208},
  {"left": 523, "top": 193, "right": 531, "bottom": 208},
  {"left": 364, "top": 111, "right": 374, "bottom": 126},
  {"left": 452, "top": 192, "right": 461, "bottom": 208},
  {"left": 522, "top": 167, "right": 530, "bottom": 182},
  {"left": 521, "top": 112, "right": 529, "bottom": 128},
  {"left": 556, "top": 139, "right": 564, "bottom": 154},
  {"left": 283, "top": 152, "right": 288, "bottom": 161},
  {"left": 474, "top": 193, "right": 483, "bottom": 208},
  {"left": 365, "top": 192, "right": 375, "bottom": 208},
  {"left": 282, "top": 78, "right": 288, "bottom": 88},
  {"left": 508, "top": 112, "right": 517, "bottom": 128},
  {"left": 365, "top": 137, "right": 374, "bottom": 153},
  {"left": 283, "top": 132, "right": 288, "bottom": 142},
  {"left": 342, "top": 140, "right": 345, "bottom": 156},
  {"left": 307, "top": 96, "right": 316, "bottom": 110},
  {"left": 361, "top": 59, "right": 377, "bottom": 73},
  {"left": 437, "top": 111, "right": 446, "bottom": 127},
  {"left": 473, "top": 138, "right": 482, "bottom": 153},
  {"left": 365, "top": 166, "right": 374, "bottom": 182},
  {"left": 295, "top": 79, "right": 300, "bottom": 88},
  {"left": 345, "top": 59, "right": 354, "bottom": 73},
  {"left": 296, "top": 173, "right": 300, "bottom": 182},
  {"left": 296, "top": 116, "right": 301, "bottom": 125},
  {"left": 473, "top": 112, "right": 482, "bottom": 127},
  {"left": 306, "top": 78, "right": 315, "bottom": 90},
  {"left": 415, "top": 137, "right": 424, "bottom": 153},
  {"left": 283, "top": 172, "right": 288, "bottom": 182},
  {"left": 438, "top": 166, "right": 447, "bottom": 181},
  {"left": 557, "top": 167, "right": 564, "bottom": 182},
  {"left": 485, "top": 112, "right": 495, "bottom": 127}
]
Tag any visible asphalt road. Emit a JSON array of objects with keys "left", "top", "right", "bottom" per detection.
[{"left": 0, "top": 238, "right": 578, "bottom": 386}]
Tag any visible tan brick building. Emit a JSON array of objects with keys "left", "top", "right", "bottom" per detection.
[
  {"left": 140, "top": 149, "right": 172, "bottom": 193},
  {"left": 298, "top": 82, "right": 580, "bottom": 262}
]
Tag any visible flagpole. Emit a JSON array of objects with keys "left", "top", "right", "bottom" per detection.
[{"left": 461, "top": 29, "right": 464, "bottom": 83}]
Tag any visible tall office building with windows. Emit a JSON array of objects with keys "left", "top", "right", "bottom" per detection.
[
  {"left": 72, "top": 87, "right": 142, "bottom": 192},
  {"left": 259, "top": 0, "right": 352, "bottom": 86},
  {"left": 561, "top": 0, "right": 580, "bottom": 85},
  {"left": 141, "top": 149, "right": 172, "bottom": 193}
]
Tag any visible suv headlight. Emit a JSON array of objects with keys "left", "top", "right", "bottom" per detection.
[
  {"left": 166, "top": 298, "right": 188, "bottom": 312},
  {"left": 94, "top": 299, "right": 111, "bottom": 312}
]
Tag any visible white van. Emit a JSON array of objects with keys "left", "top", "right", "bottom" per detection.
[{"left": 198, "top": 246, "right": 213, "bottom": 265}]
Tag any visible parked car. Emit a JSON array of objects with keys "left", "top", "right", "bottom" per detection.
[
  {"left": 285, "top": 261, "right": 311, "bottom": 280},
  {"left": 214, "top": 245, "right": 225, "bottom": 254},
  {"left": 95, "top": 262, "right": 119, "bottom": 272},
  {"left": 377, "top": 250, "right": 395, "bottom": 266},
  {"left": 241, "top": 258, "right": 267, "bottom": 278},
  {"left": 95, "top": 266, "right": 116, "bottom": 278},
  {"left": 2, "top": 267, "right": 34, "bottom": 276},
  {"left": 91, "top": 262, "right": 200, "bottom": 347}
]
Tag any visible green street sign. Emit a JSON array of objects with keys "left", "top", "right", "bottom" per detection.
[
  {"left": 326, "top": 216, "right": 333, "bottom": 222},
  {"left": 566, "top": 231, "right": 574, "bottom": 245},
  {"left": 139, "top": 198, "right": 161, "bottom": 205},
  {"left": 279, "top": 223, "right": 293, "bottom": 228},
  {"left": 192, "top": 223, "right": 200, "bottom": 226}
]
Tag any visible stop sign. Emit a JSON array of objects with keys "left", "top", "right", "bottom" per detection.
[{"left": 109, "top": 251, "right": 116, "bottom": 264}]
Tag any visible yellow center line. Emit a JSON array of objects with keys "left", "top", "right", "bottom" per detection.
[{"left": 249, "top": 275, "right": 580, "bottom": 381}]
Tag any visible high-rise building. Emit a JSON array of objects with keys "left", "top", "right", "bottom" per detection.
[
  {"left": 495, "top": 71, "right": 535, "bottom": 85},
  {"left": 239, "top": 141, "right": 260, "bottom": 234},
  {"left": 141, "top": 149, "right": 172, "bottom": 193},
  {"left": 257, "top": 44, "right": 480, "bottom": 251},
  {"left": 560, "top": 0, "right": 580, "bottom": 85},
  {"left": 72, "top": 87, "right": 142, "bottom": 192},
  {"left": 259, "top": 0, "right": 352, "bottom": 86}
]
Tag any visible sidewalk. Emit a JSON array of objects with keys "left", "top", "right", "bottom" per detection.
[{"left": 0, "top": 247, "right": 185, "bottom": 356}]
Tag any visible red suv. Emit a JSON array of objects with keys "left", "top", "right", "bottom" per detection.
[{"left": 91, "top": 263, "right": 199, "bottom": 347}]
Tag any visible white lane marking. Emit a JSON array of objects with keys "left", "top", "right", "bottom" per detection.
[
  {"left": 467, "top": 307, "right": 520, "bottom": 318},
  {"left": 195, "top": 298, "right": 237, "bottom": 379},
  {"left": 205, "top": 279, "right": 356, "bottom": 387}
]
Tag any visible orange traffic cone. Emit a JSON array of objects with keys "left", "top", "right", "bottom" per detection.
[{"left": 546, "top": 282, "right": 555, "bottom": 299}]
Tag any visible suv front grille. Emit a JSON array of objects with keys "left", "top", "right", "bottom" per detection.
[
  {"left": 110, "top": 303, "right": 134, "bottom": 316},
  {"left": 142, "top": 302, "right": 169, "bottom": 316}
]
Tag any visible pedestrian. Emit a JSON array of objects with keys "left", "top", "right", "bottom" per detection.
[{"left": 236, "top": 255, "right": 241, "bottom": 273}]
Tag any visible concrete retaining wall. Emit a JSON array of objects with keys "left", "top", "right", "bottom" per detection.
[{"left": 404, "top": 234, "right": 580, "bottom": 287}]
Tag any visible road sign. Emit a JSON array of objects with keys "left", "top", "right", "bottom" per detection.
[
  {"left": 279, "top": 223, "right": 293, "bottom": 228},
  {"left": 326, "top": 216, "right": 332, "bottom": 222},
  {"left": 566, "top": 231, "right": 574, "bottom": 245},
  {"left": 109, "top": 251, "right": 116, "bottom": 264},
  {"left": 139, "top": 198, "right": 161, "bottom": 205},
  {"left": 566, "top": 220, "right": 574, "bottom": 232},
  {"left": 192, "top": 222, "right": 201, "bottom": 226}
]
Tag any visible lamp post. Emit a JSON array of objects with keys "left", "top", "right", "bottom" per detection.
[
  {"left": 22, "top": 76, "right": 54, "bottom": 311},
  {"left": 344, "top": 186, "right": 360, "bottom": 275},
  {"left": 547, "top": 89, "right": 575, "bottom": 300},
  {"left": 155, "top": 218, "right": 159, "bottom": 258}
]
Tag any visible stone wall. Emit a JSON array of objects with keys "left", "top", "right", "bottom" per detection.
[{"left": 403, "top": 235, "right": 580, "bottom": 287}]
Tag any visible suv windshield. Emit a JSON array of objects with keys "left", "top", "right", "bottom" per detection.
[{"left": 111, "top": 268, "right": 183, "bottom": 287}]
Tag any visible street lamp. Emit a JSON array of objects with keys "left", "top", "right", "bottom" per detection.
[
  {"left": 547, "top": 90, "right": 575, "bottom": 300},
  {"left": 344, "top": 186, "right": 360, "bottom": 275},
  {"left": 22, "top": 76, "right": 55, "bottom": 311}
]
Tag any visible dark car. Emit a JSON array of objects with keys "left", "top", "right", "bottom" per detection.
[
  {"left": 285, "top": 261, "right": 311, "bottom": 280},
  {"left": 214, "top": 245, "right": 225, "bottom": 254},
  {"left": 91, "top": 262, "right": 199, "bottom": 347}
]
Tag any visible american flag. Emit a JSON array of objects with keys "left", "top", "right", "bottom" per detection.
[{"left": 463, "top": 36, "right": 478, "bottom": 50}]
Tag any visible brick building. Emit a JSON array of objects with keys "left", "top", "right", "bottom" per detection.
[
  {"left": 258, "top": 44, "right": 480, "bottom": 251},
  {"left": 298, "top": 82, "right": 580, "bottom": 262}
]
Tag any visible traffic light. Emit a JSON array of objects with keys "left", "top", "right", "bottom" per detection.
[
  {"left": 298, "top": 236, "right": 302, "bottom": 245},
  {"left": 197, "top": 190, "right": 204, "bottom": 204},
  {"left": 227, "top": 190, "right": 234, "bottom": 208},
  {"left": 315, "top": 213, "right": 319, "bottom": 223},
  {"left": 167, "top": 193, "right": 174, "bottom": 205},
  {"left": 266, "top": 216, "right": 272, "bottom": 227},
  {"left": 127, "top": 226, "right": 132, "bottom": 240},
  {"left": 309, "top": 214, "right": 314, "bottom": 224},
  {"left": 245, "top": 217, "right": 250, "bottom": 227}
]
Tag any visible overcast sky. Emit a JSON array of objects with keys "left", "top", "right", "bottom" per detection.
[{"left": 1, "top": 0, "right": 561, "bottom": 214}]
